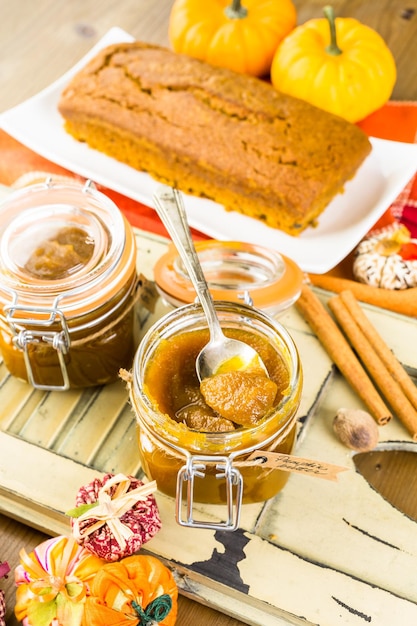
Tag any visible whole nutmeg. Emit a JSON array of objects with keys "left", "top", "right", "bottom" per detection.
[{"left": 333, "top": 408, "right": 379, "bottom": 452}]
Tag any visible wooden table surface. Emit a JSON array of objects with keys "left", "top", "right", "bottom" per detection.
[{"left": 0, "top": 1, "right": 416, "bottom": 625}]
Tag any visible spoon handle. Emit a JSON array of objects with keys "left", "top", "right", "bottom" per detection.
[{"left": 153, "top": 185, "right": 224, "bottom": 341}]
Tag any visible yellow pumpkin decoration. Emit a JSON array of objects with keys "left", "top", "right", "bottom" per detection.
[
  {"left": 169, "top": 0, "right": 297, "bottom": 77},
  {"left": 270, "top": 5, "right": 397, "bottom": 123}
]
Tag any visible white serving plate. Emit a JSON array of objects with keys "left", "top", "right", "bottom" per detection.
[{"left": 1, "top": 26, "right": 417, "bottom": 274}]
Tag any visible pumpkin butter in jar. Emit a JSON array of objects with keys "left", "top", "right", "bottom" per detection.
[
  {"left": 0, "top": 179, "right": 138, "bottom": 390},
  {"left": 130, "top": 301, "right": 302, "bottom": 529}
]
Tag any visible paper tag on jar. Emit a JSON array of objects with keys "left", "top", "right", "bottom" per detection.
[{"left": 244, "top": 450, "right": 349, "bottom": 482}]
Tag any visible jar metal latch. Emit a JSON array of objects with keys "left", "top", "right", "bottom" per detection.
[
  {"left": 175, "top": 454, "right": 243, "bottom": 531},
  {"left": 5, "top": 301, "right": 71, "bottom": 391}
]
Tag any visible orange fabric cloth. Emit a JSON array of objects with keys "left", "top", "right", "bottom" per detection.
[{"left": 357, "top": 101, "right": 417, "bottom": 144}]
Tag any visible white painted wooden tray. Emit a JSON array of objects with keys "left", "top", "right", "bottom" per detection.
[{"left": 1, "top": 227, "right": 417, "bottom": 626}]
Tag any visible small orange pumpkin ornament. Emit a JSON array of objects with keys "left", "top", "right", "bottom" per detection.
[
  {"left": 82, "top": 555, "right": 178, "bottom": 626},
  {"left": 270, "top": 5, "right": 397, "bottom": 123},
  {"left": 169, "top": 0, "right": 297, "bottom": 77}
]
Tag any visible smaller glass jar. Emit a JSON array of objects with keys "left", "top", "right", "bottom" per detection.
[
  {"left": 130, "top": 301, "right": 302, "bottom": 530},
  {"left": 153, "top": 240, "right": 303, "bottom": 316},
  {"left": 0, "top": 179, "right": 138, "bottom": 390}
]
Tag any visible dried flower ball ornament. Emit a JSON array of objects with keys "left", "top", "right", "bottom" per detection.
[
  {"left": 67, "top": 473, "right": 161, "bottom": 561},
  {"left": 353, "top": 223, "right": 417, "bottom": 290},
  {"left": 14, "top": 535, "right": 106, "bottom": 626},
  {"left": 0, "top": 592, "right": 4, "bottom": 626}
]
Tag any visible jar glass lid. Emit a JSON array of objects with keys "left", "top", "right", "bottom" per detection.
[
  {"left": 154, "top": 240, "right": 304, "bottom": 314},
  {"left": 0, "top": 180, "right": 136, "bottom": 314}
]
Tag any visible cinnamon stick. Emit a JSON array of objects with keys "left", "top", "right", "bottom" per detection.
[
  {"left": 339, "top": 290, "right": 417, "bottom": 413},
  {"left": 309, "top": 274, "right": 417, "bottom": 317},
  {"left": 328, "top": 291, "right": 417, "bottom": 440},
  {"left": 295, "top": 285, "right": 392, "bottom": 425}
]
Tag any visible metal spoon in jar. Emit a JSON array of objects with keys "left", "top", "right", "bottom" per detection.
[{"left": 153, "top": 185, "right": 268, "bottom": 381}]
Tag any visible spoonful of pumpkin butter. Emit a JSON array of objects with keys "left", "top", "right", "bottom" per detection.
[{"left": 153, "top": 186, "right": 276, "bottom": 425}]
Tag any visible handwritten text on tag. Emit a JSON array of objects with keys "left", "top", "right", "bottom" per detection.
[{"left": 245, "top": 450, "right": 349, "bottom": 482}]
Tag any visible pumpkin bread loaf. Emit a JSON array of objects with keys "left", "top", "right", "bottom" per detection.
[{"left": 58, "top": 41, "right": 372, "bottom": 236}]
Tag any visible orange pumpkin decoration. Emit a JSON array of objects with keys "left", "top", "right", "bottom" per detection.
[
  {"left": 169, "top": 0, "right": 297, "bottom": 77},
  {"left": 82, "top": 555, "right": 178, "bottom": 626}
]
